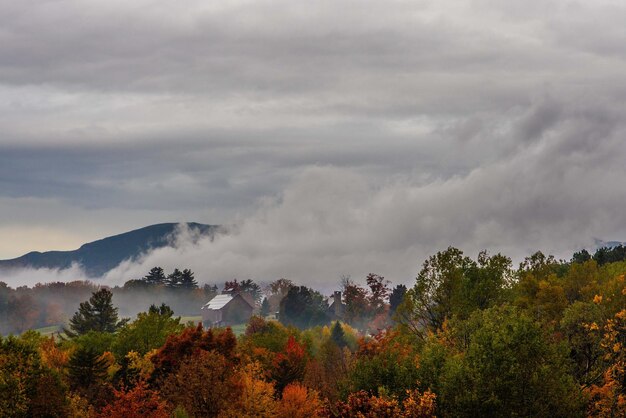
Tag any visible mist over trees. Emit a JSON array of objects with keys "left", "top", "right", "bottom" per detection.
[
  {"left": 1, "top": 245, "right": 626, "bottom": 416},
  {"left": 0, "top": 266, "right": 208, "bottom": 335}
]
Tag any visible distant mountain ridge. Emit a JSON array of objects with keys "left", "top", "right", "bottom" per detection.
[{"left": 0, "top": 223, "right": 218, "bottom": 277}]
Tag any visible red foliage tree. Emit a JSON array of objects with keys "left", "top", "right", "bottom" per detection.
[
  {"left": 271, "top": 335, "right": 308, "bottom": 394},
  {"left": 97, "top": 381, "right": 170, "bottom": 418},
  {"left": 161, "top": 350, "right": 241, "bottom": 417},
  {"left": 150, "top": 323, "right": 237, "bottom": 381}
]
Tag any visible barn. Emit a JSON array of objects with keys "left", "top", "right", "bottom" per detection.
[{"left": 201, "top": 293, "right": 254, "bottom": 327}]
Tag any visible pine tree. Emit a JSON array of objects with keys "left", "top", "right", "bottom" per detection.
[
  {"left": 66, "top": 288, "right": 127, "bottom": 337},
  {"left": 330, "top": 321, "right": 348, "bottom": 348},
  {"left": 67, "top": 347, "right": 109, "bottom": 390},
  {"left": 166, "top": 269, "right": 183, "bottom": 290},
  {"left": 179, "top": 269, "right": 198, "bottom": 290},
  {"left": 144, "top": 267, "right": 166, "bottom": 286}
]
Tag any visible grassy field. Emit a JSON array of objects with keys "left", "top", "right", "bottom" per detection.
[
  {"left": 177, "top": 316, "right": 247, "bottom": 336},
  {"left": 178, "top": 315, "right": 203, "bottom": 325},
  {"left": 21, "top": 318, "right": 247, "bottom": 338},
  {"left": 32, "top": 325, "right": 62, "bottom": 337},
  {"left": 230, "top": 323, "right": 247, "bottom": 336}
]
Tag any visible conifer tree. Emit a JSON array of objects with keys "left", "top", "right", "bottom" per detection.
[
  {"left": 166, "top": 268, "right": 183, "bottom": 289},
  {"left": 330, "top": 321, "right": 348, "bottom": 348},
  {"left": 144, "top": 267, "right": 166, "bottom": 286},
  {"left": 67, "top": 347, "right": 109, "bottom": 390},
  {"left": 179, "top": 269, "right": 198, "bottom": 290},
  {"left": 66, "top": 288, "right": 127, "bottom": 337}
]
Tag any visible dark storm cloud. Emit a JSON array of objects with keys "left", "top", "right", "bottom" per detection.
[{"left": 1, "top": 0, "right": 625, "bottom": 284}]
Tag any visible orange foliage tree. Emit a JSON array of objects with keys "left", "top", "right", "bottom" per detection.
[
  {"left": 276, "top": 383, "right": 323, "bottom": 418},
  {"left": 222, "top": 362, "right": 277, "bottom": 418},
  {"left": 586, "top": 309, "right": 626, "bottom": 417},
  {"left": 160, "top": 350, "right": 241, "bottom": 417},
  {"left": 150, "top": 323, "right": 237, "bottom": 381},
  {"left": 330, "top": 389, "right": 436, "bottom": 418},
  {"left": 97, "top": 381, "right": 170, "bottom": 418}
]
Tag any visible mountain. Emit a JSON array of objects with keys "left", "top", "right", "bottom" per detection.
[
  {"left": 0, "top": 223, "right": 218, "bottom": 277},
  {"left": 594, "top": 238, "right": 626, "bottom": 249}
]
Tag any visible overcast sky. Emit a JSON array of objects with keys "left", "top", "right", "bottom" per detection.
[{"left": 2, "top": 0, "right": 626, "bottom": 287}]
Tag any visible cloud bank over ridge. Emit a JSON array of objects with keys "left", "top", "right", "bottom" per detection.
[{"left": 1, "top": 0, "right": 626, "bottom": 287}]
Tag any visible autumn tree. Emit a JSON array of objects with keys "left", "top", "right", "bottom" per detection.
[
  {"left": 586, "top": 309, "right": 626, "bottom": 417},
  {"left": 97, "top": 381, "right": 170, "bottom": 418},
  {"left": 366, "top": 273, "right": 391, "bottom": 315},
  {"left": 221, "top": 362, "right": 277, "bottom": 418},
  {"left": 332, "top": 390, "right": 402, "bottom": 418},
  {"left": 150, "top": 323, "right": 237, "bottom": 382},
  {"left": 0, "top": 333, "right": 70, "bottom": 417},
  {"left": 332, "top": 389, "right": 436, "bottom": 418},
  {"left": 271, "top": 335, "right": 308, "bottom": 394},
  {"left": 304, "top": 335, "right": 350, "bottom": 404},
  {"left": 513, "top": 252, "right": 570, "bottom": 326},
  {"left": 342, "top": 278, "right": 372, "bottom": 329},
  {"left": 161, "top": 350, "right": 240, "bottom": 417},
  {"left": 277, "top": 383, "right": 322, "bottom": 418}
]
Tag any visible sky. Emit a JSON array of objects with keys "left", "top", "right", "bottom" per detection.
[{"left": 2, "top": 0, "right": 626, "bottom": 288}]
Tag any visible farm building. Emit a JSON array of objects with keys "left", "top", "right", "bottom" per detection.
[
  {"left": 201, "top": 293, "right": 254, "bottom": 327},
  {"left": 328, "top": 291, "right": 345, "bottom": 320}
]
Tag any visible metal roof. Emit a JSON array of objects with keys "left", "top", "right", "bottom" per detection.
[{"left": 202, "top": 294, "right": 233, "bottom": 310}]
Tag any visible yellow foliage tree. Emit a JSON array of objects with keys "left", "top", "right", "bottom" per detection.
[
  {"left": 586, "top": 309, "right": 626, "bottom": 417},
  {"left": 221, "top": 362, "right": 277, "bottom": 418},
  {"left": 276, "top": 383, "right": 323, "bottom": 418}
]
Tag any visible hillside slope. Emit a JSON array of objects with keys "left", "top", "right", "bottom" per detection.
[{"left": 0, "top": 222, "right": 218, "bottom": 277}]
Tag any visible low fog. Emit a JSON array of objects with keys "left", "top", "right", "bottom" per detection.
[
  {"left": 4, "top": 97, "right": 626, "bottom": 292},
  {"left": 2, "top": 0, "right": 626, "bottom": 293}
]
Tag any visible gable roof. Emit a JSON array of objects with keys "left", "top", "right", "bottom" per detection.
[
  {"left": 201, "top": 293, "right": 255, "bottom": 310},
  {"left": 202, "top": 294, "right": 233, "bottom": 310}
]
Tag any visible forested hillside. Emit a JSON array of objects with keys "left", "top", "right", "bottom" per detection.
[{"left": 1, "top": 245, "right": 626, "bottom": 417}]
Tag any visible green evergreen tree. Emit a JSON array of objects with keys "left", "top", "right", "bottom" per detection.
[
  {"left": 66, "top": 289, "right": 127, "bottom": 337},
  {"left": 166, "top": 268, "right": 183, "bottom": 289},
  {"left": 143, "top": 267, "right": 166, "bottom": 286},
  {"left": 330, "top": 321, "right": 348, "bottom": 348},
  {"left": 67, "top": 347, "right": 109, "bottom": 390},
  {"left": 179, "top": 269, "right": 198, "bottom": 290}
]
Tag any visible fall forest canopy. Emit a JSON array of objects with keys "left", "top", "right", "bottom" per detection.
[{"left": 1, "top": 244, "right": 626, "bottom": 417}]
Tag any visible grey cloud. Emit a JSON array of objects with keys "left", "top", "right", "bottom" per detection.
[
  {"left": 98, "top": 98, "right": 626, "bottom": 288},
  {"left": 1, "top": 0, "right": 625, "bottom": 281}
]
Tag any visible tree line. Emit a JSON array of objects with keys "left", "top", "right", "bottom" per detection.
[{"left": 1, "top": 245, "right": 626, "bottom": 416}]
